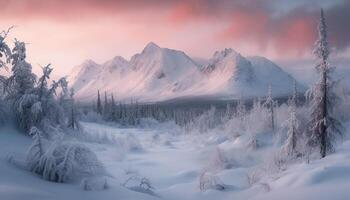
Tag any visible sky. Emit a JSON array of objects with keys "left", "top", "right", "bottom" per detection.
[{"left": 0, "top": 0, "right": 349, "bottom": 76}]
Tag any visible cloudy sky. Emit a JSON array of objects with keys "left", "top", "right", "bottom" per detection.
[{"left": 0, "top": 0, "right": 349, "bottom": 76}]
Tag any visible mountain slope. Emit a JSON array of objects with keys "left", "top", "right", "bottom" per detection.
[{"left": 68, "top": 43, "right": 304, "bottom": 102}]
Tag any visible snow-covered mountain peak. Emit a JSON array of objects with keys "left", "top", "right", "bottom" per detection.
[
  {"left": 213, "top": 48, "right": 240, "bottom": 59},
  {"left": 142, "top": 42, "right": 161, "bottom": 53},
  {"left": 111, "top": 56, "right": 128, "bottom": 63},
  {"left": 69, "top": 43, "right": 304, "bottom": 102},
  {"left": 203, "top": 48, "right": 251, "bottom": 77},
  {"left": 67, "top": 59, "right": 101, "bottom": 93},
  {"left": 81, "top": 59, "right": 99, "bottom": 68},
  {"left": 104, "top": 56, "right": 128, "bottom": 69}
]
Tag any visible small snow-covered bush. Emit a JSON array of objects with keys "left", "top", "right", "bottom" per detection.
[
  {"left": 27, "top": 128, "right": 105, "bottom": 183},
  {"left": 199, "top": 170, "right": 225, "bottom": 191},
  {"left": 122, "top": 175, "right": 156, "bottom": 196},
  {"left": 186, "top": 107, "right": 220, "bottom": 134},
  {"left": 207, "top": 147, "right": 231, "bottom": 172},
  {"left": 246, "top": 168, "right": 263, "bottom": 186},
  {"left": 81, "top": 177, "right": 109, "bottom": 191}
]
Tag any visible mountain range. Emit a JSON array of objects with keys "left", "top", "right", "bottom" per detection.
[{"left": 68, "top": 42, "right": 304, "bottom": 102}]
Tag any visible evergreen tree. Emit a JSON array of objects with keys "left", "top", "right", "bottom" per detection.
[
  {"left": 263, "top": 84, "right": 276, "bottom": 131},
  {"left": 97, "top": 90, "right": 102, "bottom": 115},
  {"left": 6, "top": 39, "right": 37, "bottom": 131},
  {"left": 282, "top": 82, "right": 301, "bottom": 157},
  {"left": 0, "top": 27, "right": 12, "bottom": 69},
  {"left": 68, "top": 88, "right": 78, "bottom": 129},
  {"left": 306, "top": 9, "right": 343, "bottom": 158},
  {"left": 103, "top": 91, "right": 108, "bottom": 117},
  {"left": 288, "top": 80, "right": 298, "bottom": 107},
  {"left": 110, "top": 94, "right": 116, "bottom": 120},
  {"left": 236, "top": 97, "right": 246, "bottom": 124}
]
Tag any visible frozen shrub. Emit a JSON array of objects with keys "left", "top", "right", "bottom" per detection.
[
  {"left": 27, "top": 127, "right": 46, "bottom": 174},
  {"left": 81, "top": 177, "right": 109, "bottom": 191},
  {"left": 246, "top": 135, "right": 259, "bottom": 150},
  {"left": 27, "top": 133, "right": 105, "bottom": 183},
  {"left": 189, "top": 107, "right": 219, "bottom": 134},
  {"left": 122, "top": 175, "right": 156, "bottom": 196},
  {"left": 246, "top": 168, "right": 262, "bottom": 186},
  {"left": 265, "top": 152, "right": 287, "bottom": 174},
  {"left": 199, "top": 170, "right": 225, "bottom": 191},
  {"left": 207, "top": 147, "right": 231, "bottom": 171}
]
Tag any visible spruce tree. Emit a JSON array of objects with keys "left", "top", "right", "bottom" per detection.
[
  {"left": 97, "top": 90, "right": 102, "bottom": 115},
  {"left": 103, "top": 91, "right": 108, "bottom": 117},
  {"left": 307, "top": 9, "right": 343, "bottom": 158},
  {"left": 283, "top": 82, "right": 300, "bottom": 157},
  {"left": 110, "top": 94, "right": 116, "bottom": 120},
  {"left": 263, "top": 84, "right": 276, "bottom": 131},
  {"left": 0, "top": 27, "right": 12, "bottom": 69}
]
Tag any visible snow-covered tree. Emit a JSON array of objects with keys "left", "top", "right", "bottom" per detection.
[
  {"left": 263, "top": 84, "right": 276, "bottom": 131},
  {"left": 103, "top": 91, "right": 108, "bottom": 117},
  {"left": 5, "top": 46, "right": 68, "bottom": 134},
  {"left": 281, "top": 80, "right": 302, "bottom": 157},
  {"left": 236, "top": 97, "right": 246, "bottom": 123},
  {"left": 288, "top": 80, "right": 298, "bottom": 108},
  {"left": 67, "top": 88, "right": 79, "bottom": 129},
  {"left": 306, "top": 9, "right": 343, "bottom": 158},
  {"left": 282, "top": 104, "right": 300, "bottom": 157},
  {"left": 0, "top": 27, "right": 12, "bottom": 69},
  {"left": 110, "top": 94, "right": 116, "bottom": 121},
  {"left": 6, "top": 39, "right": 37, "bottom": 131},
  {"left": 27, "top": 127, "right": 45, "bottom": 174}
]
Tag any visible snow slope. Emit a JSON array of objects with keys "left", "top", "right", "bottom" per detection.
[
  {"left": 1, "top": 122, "right": 350, "bottom": 200},
  {"left": 68, "top": 43, "right": 304, "bottom": 102}
]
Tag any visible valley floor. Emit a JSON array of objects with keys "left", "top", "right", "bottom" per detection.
[{"left": 0, "top": 122, "right": 350, "bottom": 200}]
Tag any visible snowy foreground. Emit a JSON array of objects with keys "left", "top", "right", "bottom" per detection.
[{"left": 1, "top": 122, "right": 350, "bottom": 200}]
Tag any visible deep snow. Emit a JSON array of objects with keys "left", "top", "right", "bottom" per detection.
[{"left": 1, "top": 122, "right": 350, "bottom": 200}]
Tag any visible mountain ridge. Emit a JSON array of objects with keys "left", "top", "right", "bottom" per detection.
[{"left": 68, "top": 42, "right": 305, "bottom": 102}]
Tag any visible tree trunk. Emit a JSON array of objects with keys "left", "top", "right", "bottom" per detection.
[{"left": 320, "top": 66, "right": 327, "bottom": 158}]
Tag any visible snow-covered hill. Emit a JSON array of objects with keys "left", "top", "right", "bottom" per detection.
[{"left": 68, "top": 43, "right": 304, "bottom": 102}]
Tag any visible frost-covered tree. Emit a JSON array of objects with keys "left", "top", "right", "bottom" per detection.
[
  {"left": 263, "top": 84, "right": 276, "bottom": 131},
  {"left": 103, "top": 91, "right": 108, "bottom": 115},
  {"left": 67, "top": 88, "right": 79, "bottom": 129},
  {"left": 287, "top": 80, "right": 298, "bottom": 108},
  {"left": 110, "top": 94, "right": 116, "bottom": 121},
  {"left": 6, "top": 39, "right": 37, "bottom": 131},
  {"left": 236, "top": 98, "right": 246, "bottom": 123},
  {"left": 281, "top": 80, "right": 301, "bottom": 157},
  {"left": 282, "top": 103, "right": 300, "bottom": 157},
  {"left": 5, "top": 46, "right": 67, "bottom": 133},
  {"left": 0, "top": 28, "right": 13, "bottom": 121},
  {"left": 0, "top": 27, "right": 12, "bottom": 69},
  {"left": 27, "top": 127, "right": 45, "bottom": 174},
  {"left": 306, "top": 9, "right": 343, "bottom": 158},
  {"left": 32, "top": 65, "right": 67, "bottom": 132}
]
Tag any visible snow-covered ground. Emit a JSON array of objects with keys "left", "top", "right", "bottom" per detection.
[{"left": 1, "top": 122, "right": 350, "bottom": 200}]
